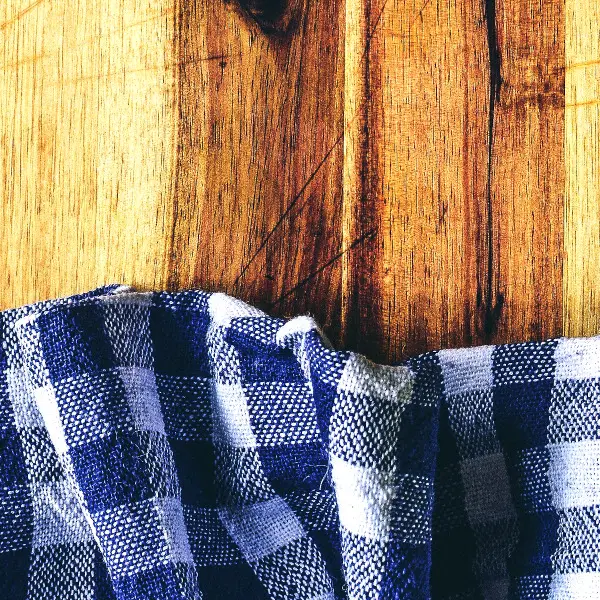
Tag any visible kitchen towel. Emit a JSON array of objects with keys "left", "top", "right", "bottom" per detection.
[{"left": 1, "top": 285, "right": 599, "bottom": 600}]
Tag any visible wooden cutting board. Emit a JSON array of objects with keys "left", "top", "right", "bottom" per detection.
[{"left": 0, "top": 0, "right": 596, "bottom": 362}]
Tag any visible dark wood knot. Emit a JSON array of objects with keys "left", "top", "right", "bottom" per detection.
[{"left": 235, "top": 0, "right": 302, "bottom": 34}]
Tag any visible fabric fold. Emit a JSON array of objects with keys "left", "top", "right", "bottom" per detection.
[
  {"left": 15, "top": 291, "right": 200, "bottom": 600},
  {"left": 1, "top": 285, "right": 600, "bottom": 600}
]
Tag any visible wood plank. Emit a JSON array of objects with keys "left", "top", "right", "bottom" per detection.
[
  {"left": 0, "top": 0, "right": 576, "bottom": 362},
  {"left": 564, "top": 0, "right": 600, "bottom": 338},
  {"left": 490, "top": 0, "right": 564, "bottom": 345},
  {"left": 167, "top": 0, "right": 346, "bottom": 339},
  {"left": 0, "top": 0, "right": 177, "bottom": 307},
  {"left": 342, "top": 0, "right": 491, "bottom": 362},
  {"left": 342, "top": 0, "right": 565, "bottom": 362}
]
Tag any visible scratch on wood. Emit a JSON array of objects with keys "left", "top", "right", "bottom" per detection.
[
  {"left": 1, "top": 9, "right": 175, "bottom": 71},
  {"left": 565, "top": 58, "right": 600, "bottom": 71},
  {"left": 268, "top": 228, "right": 377, "bottom": 308},
  {"left": 367, "top": 0, "right": 389, "bottom": 41},
  {"left": 566, "top": 99, "right": 600, "bottom": 109},
  {"left": 234, "top": 0, "right": 398, "bottom": 290},
  {"left": 45, "top": 53, "right": 234, "bottom": 87},
  {"left": 365, "top": 0, "right": 432, "bottom": 43},
  {"left": 0, "top": 0, "right": 47, "bottom": 32},
  {"left": 233, "top": 125, "right": 347, "bottom": 288},
  {"left": 410, "top": 0, "right": 433, "bottom": 28},
  {"left": 382, "top": 0, "right": 434, "bottom": 44},
  {"left": 482, "top": 0, "right": 504, "bottom": 337}
]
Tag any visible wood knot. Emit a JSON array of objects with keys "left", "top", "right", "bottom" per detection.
[{"left": 235, "top": 0, "right": 302, "bottom": 34}]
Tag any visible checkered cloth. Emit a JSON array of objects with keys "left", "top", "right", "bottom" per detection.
[{"left": 1, "top": 285, "right": 599, "bottom": 599}]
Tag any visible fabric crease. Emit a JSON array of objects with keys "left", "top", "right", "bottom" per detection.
[{"left": 0, "top": 285, "right": 599, "bottom": 599}]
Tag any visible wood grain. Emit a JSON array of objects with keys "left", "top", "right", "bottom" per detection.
[
  {"left": 167, "top": 0, "right": 346, "bottom": 339},
  {"left": 564, "top": 0, "right": 600, "bottom": 338},
  {"left": 0, "top": 0, "right": 592, "bottom": 362},
  {"left": 0, "top": 0, "right": 177, "bottom": 305},
  {"left": 491, "top": 0, "right": 564, "bottom": 345},
  {"left": 343, "top": 0, "right": 491, "bottom": 361},
  {"left": 341, "top": 0, "right": 564, "bottom": 361}
]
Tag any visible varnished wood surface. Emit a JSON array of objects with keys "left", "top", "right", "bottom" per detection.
[{"left": 0, "top": 0, "right": 595, "bottom": 362}]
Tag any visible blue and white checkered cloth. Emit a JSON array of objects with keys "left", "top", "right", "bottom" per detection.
[{"left": 1, "top": 284, "right": 599, "bottom": 599}]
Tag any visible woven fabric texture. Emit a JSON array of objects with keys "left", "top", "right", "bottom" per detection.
[{"left": 1, "top": 285, "right": 599, "bottom": 600}]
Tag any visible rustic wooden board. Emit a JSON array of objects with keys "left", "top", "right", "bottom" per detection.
[
  {"left": 168, "top": 0, "right": 346, "bottom": 341},
  {"left": 564, "top": 0, "right": 600, "bottom": 339},
  {"left": 0, "top": 0, "right": 177, "bottom": 304},
  {"left": 0, "top": 0, "right": 595, "bottom": 362},
  {"left": 343, "top": 0, "right": 492, "bottom": 362}
]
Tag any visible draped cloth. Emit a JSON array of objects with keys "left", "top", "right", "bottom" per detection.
[{"left": 1, "top": 285, "right": 599, "bottom": 599}]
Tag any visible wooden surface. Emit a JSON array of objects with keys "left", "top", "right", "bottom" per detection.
[{"left": 0, "top": 0, "right": 596, "bottom": 362}]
